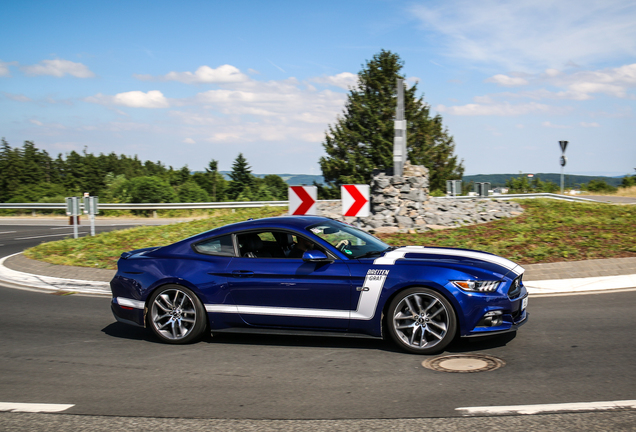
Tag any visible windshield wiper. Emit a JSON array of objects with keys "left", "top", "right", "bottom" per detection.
[{"left": 354, "top": 246, "right": 396, "bottom": 259}]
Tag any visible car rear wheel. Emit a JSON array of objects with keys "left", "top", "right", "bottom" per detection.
[
  {"left": 147, "top": 285, "right": 207, "bottom": 344},
  {"left": 387, "top": 287, "right": 457, "bottom": 354}
]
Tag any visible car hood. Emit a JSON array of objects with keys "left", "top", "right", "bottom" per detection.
[{"left": 372, "top": 246, "right": 524, "bottom": 279}]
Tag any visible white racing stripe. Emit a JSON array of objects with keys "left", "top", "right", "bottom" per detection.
[
  {"left": 205, "top": 269, "right": 390, "bottom": 321},
  {"left": 0, "top": 402, "right": 75, "bottom": 413},
  {"left": 207, "top": 304, "right": 350, "bottom": 319},
  {"left": 374, "top": 246, "right": 524, "bottom": 276},
  {"left": 456, "top": 399, "right": 636, "bottom": 416},
  {"left": 351, "top": 270, "right": 388, "bottom": 320}
]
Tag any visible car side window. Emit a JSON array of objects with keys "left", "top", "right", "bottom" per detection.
[
  {"left": 193, "top": 234, "right": 235, "bottom": 256},
  {"left": 238, "top": 231, "right": 287, "bottom": 258},
  {"left": 236, "top": 230, "right": 327, "bottom": 259}
]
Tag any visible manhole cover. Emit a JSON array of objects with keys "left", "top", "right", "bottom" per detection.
[{"left": 422, "top": 354, "right": 505, "bottom": 373}]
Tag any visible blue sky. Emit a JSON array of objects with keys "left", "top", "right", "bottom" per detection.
[{"left": 1, "top": 0, "right": 635, "bottom": 176}]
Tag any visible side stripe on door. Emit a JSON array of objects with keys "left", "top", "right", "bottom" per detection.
[{"left": 205, "top": 270, "right": 389, "bottom": 321}]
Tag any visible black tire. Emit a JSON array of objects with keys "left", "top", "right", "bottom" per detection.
[
  {"left": 147, "top": 284, "right": 207, "bottom": 344},
  {"left": 387, "top": 287, "right": 457, "bottom": 354}
]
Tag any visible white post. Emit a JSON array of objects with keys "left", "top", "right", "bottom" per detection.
[
  {"left": 393, "top": 79, "right": 407, "bottom": 176},
  {"left": 72, "top": 197, "right": 79, "bottom": 239}
]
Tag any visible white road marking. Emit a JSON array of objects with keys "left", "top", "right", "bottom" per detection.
[
  {"left": 0, "top": 402, "right": 75, "bottom": 413},
  {"left": 0, "top": 231, "right": 17, "bottom": 234},
  {"left": 14, "top": 232, "right": 88, "bottom": 240},
  {"left": 456, "top": 400, "right": 636, "bottom": 416}
]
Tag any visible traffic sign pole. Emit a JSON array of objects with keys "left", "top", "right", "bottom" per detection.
[
  {"left": 66, "top": 197, "right": 80, "bottom": 239},
  {"left": 559, "top": 141, "right": 568, "bottom": 194}
]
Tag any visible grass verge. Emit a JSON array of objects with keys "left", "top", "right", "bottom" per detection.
[
  {"left": 378, "top": 199, "right": 636, "bottom": 265},
  {"left": 22, "top": 199, "right": 636, "bottom": 269}
]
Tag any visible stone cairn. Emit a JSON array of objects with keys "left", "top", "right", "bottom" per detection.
[{"left": 318, "top": 162, "right": 524, "bottom": 233}]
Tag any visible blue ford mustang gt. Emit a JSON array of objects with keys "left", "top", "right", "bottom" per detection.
[{"left": 110, "top": 216, "right": 528, "bottom": 354}]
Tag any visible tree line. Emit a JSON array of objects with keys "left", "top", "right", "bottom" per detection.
[
  {"left": 0, "top": 139, "right": 289, "bottom": 203},
  {"left": 503, "top": 173, "right": 636, "bottom": 194}
]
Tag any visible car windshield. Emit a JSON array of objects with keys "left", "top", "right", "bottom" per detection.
[{"left": 307, "top": 221, "right": 391, "bottom": 259}]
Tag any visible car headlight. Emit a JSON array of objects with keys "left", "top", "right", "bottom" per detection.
[{"left": 452, "top": 280, "right": 501, "bottom": 293}]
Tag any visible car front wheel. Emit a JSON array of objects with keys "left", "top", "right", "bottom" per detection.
[
  {"left": 147, "top": 285, "right": 207, "bottom": 344},
  {"left": 387, "top": 287, "right": 457, "bottom": 354}
]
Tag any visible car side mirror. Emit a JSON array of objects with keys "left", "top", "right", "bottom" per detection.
[{"left": 302, "top": 250, "right": 332, "bottom": 262}]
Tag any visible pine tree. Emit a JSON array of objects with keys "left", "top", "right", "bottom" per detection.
[
  {"left": 227, "top": 153, "right": 254, "bottom": 200},
  {"left": 204, "top": 159, "right": 225, "bottom": 201},
  {"left": 0, "top": 139, "right": 26, "bottom": 201},
  {"left": 21, "top": 141, "right": 46, "bottom": 185},
  {"left": 319, "top": 50, "right": 463, "bottom": 194}
]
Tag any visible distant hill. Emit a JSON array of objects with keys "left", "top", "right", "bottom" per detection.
[
  {"left": 463, "top": 173, "right": 626, "bottom": 188},
  {"left": 218, "top": 172, "right": 325, "bottom": 186},
  {"left": 206, "top": 172, "right": 625, "bottom": 188}
]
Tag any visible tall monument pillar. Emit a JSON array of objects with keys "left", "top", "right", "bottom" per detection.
[{"left": 393, "top": 78, "right": 407, "bottom": 176}]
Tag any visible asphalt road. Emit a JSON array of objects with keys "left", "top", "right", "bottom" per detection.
[
  {"left": 1, "top": 219, "right": 635, "bottom": 430},
  {"left": 1, "top": 284, "right": 635, "bottom": 421},
  {"left": 0, "top": 218, "right": 184, "bottom": 257}
]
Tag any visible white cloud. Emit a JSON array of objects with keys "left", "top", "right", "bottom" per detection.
[
  {"left": 485, "top": 74, "right": 529, "bottom": 87},
  {"left": 21, "top": 59, "right": 95, "bottom": 78},
  {"left": 186, "top": 78, "right": 346, "bottom": 124},
  {"left": 580, "top": 122, "right": 601, "bottom": 127},
  {"left": 0, "top": 60, "right": 18, "bottom": 77},
  {"left": 28, "top": 119, "right": 67, "bottom": 131},
  {"left": 86, "top": 72, "right": 352, "bottom": 146},
  {"left": 406, "top": 77, "right": 421, "bottom": 87},
  {"left": 3, "top": 92, "right": 31, "bottom": 102},
  {"left": 553, "top": 63, "right": 636, "bottom": 99},
  {"left": 311, "top": 72, "right": 358, "bottom": 90},
  {"left": 542, "top": 121, "right": 571, "bottom": 129},
  {"left": 135, "top": 64, "right": 249, "bottom": 84},
  {"left": 437, "top": 101, "right": 556, "bottom": 116},
  {"left": 411, "top": 0, "right": 636, "bottom": 70},
  {"left": 87, "top": 90, "right": 169, "bottom": 108},
  {"left": 477, "top": 63, "right": 636, "bottom": 104},
  {"left": 167, "top": 77, "right": 347, "bottom": 143}
]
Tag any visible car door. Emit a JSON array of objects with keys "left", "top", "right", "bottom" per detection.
[{"left": 227, "top": 229, "right": 352, "bottom": 330}]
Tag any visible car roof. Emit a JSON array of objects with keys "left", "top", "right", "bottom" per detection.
[
  {"left": 156, "top": 216, "right": 341, "bottom": 255},
  {"left": 214, "top": 215, "right": 334, "bottom": 234}
]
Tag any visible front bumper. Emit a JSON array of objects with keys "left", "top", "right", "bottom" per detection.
[{"left": 462, "top": 293, "right": 529, "bottom": 337}]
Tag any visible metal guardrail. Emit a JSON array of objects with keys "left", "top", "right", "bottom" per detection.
[
  {"left": 0, "top": 194, "right": 621, "bottom": 211},
  {"left": 0, "top": 200, "right": 342, "bottom": 211},
  {"left": 436, "top": 193, "right": 601, "bottom": 203}
]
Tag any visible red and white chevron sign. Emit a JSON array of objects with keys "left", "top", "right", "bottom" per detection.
[
  {"left": 342, "top": 184, "right": 370, "bottom": 217},
  {"left": 288, "top": 186, "right": 317, "bottom": 215}
]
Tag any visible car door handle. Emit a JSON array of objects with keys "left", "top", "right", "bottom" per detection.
[{"left": 232, "top": 270, "right": 254, "bottom": 278}]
